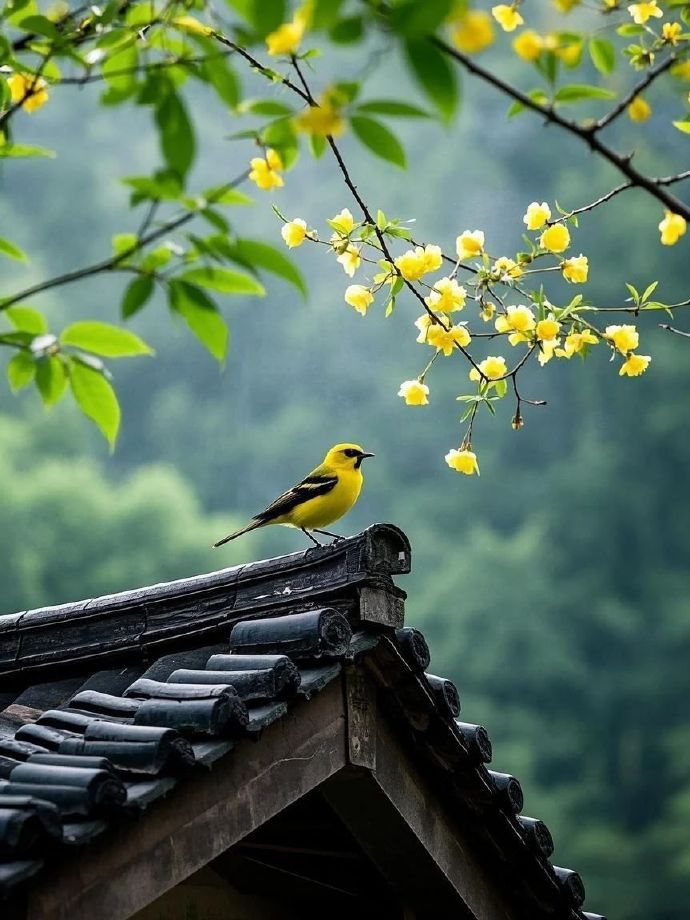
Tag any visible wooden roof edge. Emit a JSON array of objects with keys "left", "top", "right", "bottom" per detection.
[{"left": 0, "top": 524, "right": 411, "bottom": 681}]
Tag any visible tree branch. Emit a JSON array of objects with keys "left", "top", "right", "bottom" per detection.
[
  {"left": 433, "top": 37, "right": 690, "bottom": 222},
  {"left": 0, "top": 171, "right": 249, "bottom": 312}
]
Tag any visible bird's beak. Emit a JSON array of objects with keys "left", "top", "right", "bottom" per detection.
[{"left": 361, "top": 452, "right": 375, "bottom": 459}]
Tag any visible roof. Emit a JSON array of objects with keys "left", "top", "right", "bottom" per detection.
[{"left": 0, "top": 524, "right": 606, "bottom": 920}]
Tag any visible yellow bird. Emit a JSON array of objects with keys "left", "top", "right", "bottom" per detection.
[{"left": 214, "top": 442, "right": 375, "bottom": 548}]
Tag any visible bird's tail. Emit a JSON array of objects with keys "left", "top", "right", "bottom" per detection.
[{"left": 213, "top": 518, "right": 265, "bottom": 548}]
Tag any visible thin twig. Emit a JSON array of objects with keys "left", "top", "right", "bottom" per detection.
[
  {"left": 592, "top": 53, "right": 678, "bottom": 132},
  {"left": 659, "top": 323, "right": 690, "bottom": 337}
]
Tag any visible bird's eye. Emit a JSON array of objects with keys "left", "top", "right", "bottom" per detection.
[{"left": 343, "top": 448, "right": 358, "bottom": 458}]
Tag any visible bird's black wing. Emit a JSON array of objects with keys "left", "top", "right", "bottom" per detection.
[{"left": 254, "top": 473, "right": 338, "bottom": 523}]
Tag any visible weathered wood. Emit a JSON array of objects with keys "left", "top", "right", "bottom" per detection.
[
  {"left": 25, "top": 678, "right": 347, "bottom": 920},
  {"left": 322, "top": 702, "right": 522, "bottom": 920},
  {"left": 0, "top": 524, "right": 410, "bottom": 684},
  {"left": 343, "top": 667, "right": 376, "bottom": 770},
  {"left": 358, "top": 586, "right": 404, "bottom": 628}
]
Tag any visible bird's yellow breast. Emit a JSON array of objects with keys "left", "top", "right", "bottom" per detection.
[{"left": 281, "top": 469, "right": 362, "bottom": 529}]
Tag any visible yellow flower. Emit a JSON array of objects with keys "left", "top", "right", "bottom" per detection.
[
  {"left": 469, "top": 355, "right": 508, "bottom": 381},
  {"left": 424, "top": 276, "right": 467, "bottom": 312},
  {"left": 395, "top": 246, "right": 440, "bottom": 281},
  {"left": 456, "top": 230, "right": 485, "bottom": 260},
  {"left": 556, "top": 329, "right": 598, "bottom": 358},
  {"left": 337, "top": 244, "right": 361, "bottom": 277},
  {"left": 492, "top": 4, "right": 524, "bottom": 31},
  {"left": 659, "top": 210, "right": 687, "bottom": 245},
  {"left": 330, "top": 207, "right": 355, "bottom": 236},
  {"left": 540, "top": 223, "right": 570, "bottom": 253},
  {"left": 266, "top": 17, "right": 305, "bottom": 56},
  {"left": 248, "top": 149, "right": 284, "bottom": 190},
  {"left": 536, "top": 317, "right": 561, "bottom": 341},
  {"left": 523, "top": 201, "right": 551, "bottom": 230},
  {"left": 415, "top": 314, "right": 435, "bottom": 342},
  {"left": 605, "top": 324, "right": 639, "bottom": 354},
  {"left": 628, "top": 95, "right": 651, "bottom": 122},
  {"left": 553, "top": 0, "right": 580, "bottom": 10},
  {"left": 481, "top": 301, "right": 496, "bottom": 322},
  {"left": 513, "top": 30, "right": 543, "bottom": 61},
  {"left": 628, "top": 1, "right": 663, "bottom": 24},
  {"left": 537, "top": 338, "right": 560, "bottom": 365},
  {"left": 7, "top": 72, "right": 49, "bottom": 113},
  {"left": 171, "top": 15, "right": 214, "bottom": 36},
  {"left": 671, "top": 60, "right": 690, "bottom": 80},
  {"left": 495, "top": 304, "right": 535, "bottom": 334},
  {"left": 398, "top": 379, "right": 429, "bottom": 406},
  {"left": 619, "top": 353, "right": 651, "bottom": 376},
  {"left": 422, "top": 244, "right": 443, "bottom": 273},
  {"left": 555, "top": 39, "right": 582, "bottom": 67},
  {"left": 294, "top": 92, "right": 345, "bottom": 137},
  {"left": 281, "top": 218, "right": 308, "bottom": 248},
  {"left": 451, "top": 10, "right": 495, "bottom": 54},
  {"left": 561, "top": 254, "right": 589, "bottom": 283},
  {"left": 427, "top": 323, "right": 471, "bottom": 355},
  {"left": 663, "top": 21, "right": 682, "bottom": 43},
  {"left": 344, "top": 285, "right": 374, "bottom": 316},
  {"left": 445, "top": 448, "right": 480, "bottom": 476},
  {"left": 492, "top": 256, "right": 524, "bottom": 280}
]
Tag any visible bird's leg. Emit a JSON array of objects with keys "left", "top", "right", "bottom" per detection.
[
  {"left": 313, "top": 529, "right": 344, "bottom": 543},
  {"left": 301, "top": 528, "right": 322, "bottom": 547}
]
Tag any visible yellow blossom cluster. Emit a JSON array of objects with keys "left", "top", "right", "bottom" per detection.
[
  {"left": 398, "top": 379, "right": 429, "bottom": 405},
  {"left": 7, "top": 72, "right": 49, "bottom": 113},
  {"left": 249, "top": 148, "right": 284, "bottom": 190},
  {"left": 266, "top": 9, "right": 307, "bottom": 56},
  {"left": 605, "top": 324, "right": 651, "bottom": 376},
  {"left": 659, "top": 211, "right": 686, "bottom": 245},
  {"left": 450, "top": 10, "right": 495, "bottom": 54},
  {"left": 295, "top": 89, "right": 346, "bottom": 138},
  {"left": 492, "top": 4, "right": 524, "bottom": 32},
  {"left": 394, "top": 245, "right": 443, "bottom": 281}
]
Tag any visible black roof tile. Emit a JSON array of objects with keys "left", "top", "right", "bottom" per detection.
[{"left": 0, "top": 525, "right": 603, "bottom": 919}]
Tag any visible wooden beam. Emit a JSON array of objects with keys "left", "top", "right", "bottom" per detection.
[
  {"left": 322, "top": 672, "right": 521, "bottom": 920},
  {"left": 25, "top": 681, "right": 347, "bottom": 920}
]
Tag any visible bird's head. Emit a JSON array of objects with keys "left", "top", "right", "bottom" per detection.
[{"left": 324, "top": 443, "right": 375, "bottom": 471}]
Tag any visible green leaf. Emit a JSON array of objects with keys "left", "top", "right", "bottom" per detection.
[
  {"left": 17, "top": 14, "right": 58, "bottom": 36},
  {"left": 101, "top": 42, "right": 138, "bottom": 93},
  {"left": 6, "top": 351, "right": 35, "bottom": 392},
  {"left": 226, "top": 238, "right": 307, "bottom": 298},
  {"left": 329, "top": 15, "right": 363, "bottom": 43},
  {"left": 350, "top": 115, "right": 406, "bottom": 168},
  {"left": 507, "top": 88, "right": 549, "bottom": 118},
  {"left": 589, "top": 37, "right": 616, "bottom": 75},
  {"left": 308, "top": 133, "right": 327, "bottom": 158},
  {"left": 672, "top": 119, "right": 690, "bottom": 134},
  {"left": 112, "top": 233, "right": 138, "bottom": 257},
  {"left": 5, "top": 306, "right": 47, "bottom": 334},
  {"left": 389, "top": 0, "right": 452, "bottom": 37},
  {"left": 404, "top": 39, "right": 458, "bottom": 122},
  {"left": 121, "top": 276, "right": 154, "bottom": 318},
  {"left": 201, "top": 54, "right": 241, "bottom": 109},
  {"left": 60, "top": 321, "right": 153, "bottom": 357},
  {"left": 209, "top": 187, "right": 253, "bottom": 206},
  {"left": 617, "top": 23, "right": 643, "bottom": 36},
  {"left": 169, "top": 280, "right": 229, "bottom": 363},
  {"left": 0, "top": 143, "right": 55, "bottom": 159},
  {"left": 0, "top": 236, "right": 28, "bottom": 262},
  {"left": 69, "top": 360, "right": 120, "bottom": 449},
  {"left": 35, "top": 356, "right": 67, "bottom": 406},
  {"left": 355, "top": 99, "right": 430, "bottom": 118},
  {"left": 178, "top": 266, "right": 265, "bottom": 296},
  {"left": 554, "top": 84, "right": 617, "bottom": 103},
  {"left": 155, "top": 89, "right": 195, "bottom": 179},
  {"left": 239, "top": 98, "right": 293, "bottom": 116}
]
